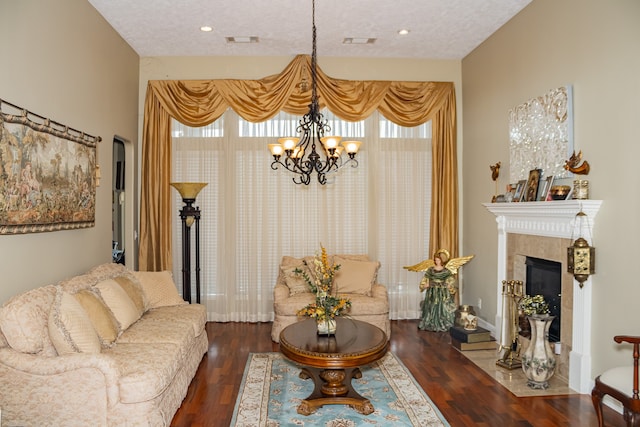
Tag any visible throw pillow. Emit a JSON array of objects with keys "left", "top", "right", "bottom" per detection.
[
  {"left": 94, "top": 279, "right": 141, "bottom": 331},
  {"left": 48, "top": 288, "right": 101, "bottom": 355},
  {"left": 280, "top": 265, "right": 311, "bottom": 295},
  {"left": 114, "top": 274, "right": 148, "bottom": 314},
  {"left": 73, "top": 289, "right": 120, "bottom": 347},
  {"left": 303, "top": 256, "right": 321, "bottom": 284},
  {"left": 280, "top": 256, "right": 304, "bottom": 267},
  {"left": 132, "top": 271, "right": 186, "bottom": 309},
  {"left": 332, "top": 257, "right": 381, "bottom": 295}
]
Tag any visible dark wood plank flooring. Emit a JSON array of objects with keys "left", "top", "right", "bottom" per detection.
[{"left": 171, "top": 320, "right": 624, "bottom": 427}]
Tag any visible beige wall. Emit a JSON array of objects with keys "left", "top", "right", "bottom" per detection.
[
  {"left": 462, "top": 0, "right": 640, "bottom": 378},
  {"left": 0, "top": 0, "right": 139, "bottom": 304}
]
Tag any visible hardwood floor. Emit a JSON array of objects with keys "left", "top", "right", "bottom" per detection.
[{"left": 171, "top": 320, "right": 624, "bottom": 427}]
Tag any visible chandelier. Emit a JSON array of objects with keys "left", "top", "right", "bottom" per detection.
[{"left": 268, "top": 0, "right": 361, "bottom": 185}]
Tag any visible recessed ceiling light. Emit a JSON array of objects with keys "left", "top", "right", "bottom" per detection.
[
  {"left": 342, "top": 37, "right": 376, "bottom": 45},
  {"left": 398, "top": 29, "right": 410, "bottom": 36},
  {"left": 200, "top": 26, "right": 213, "bottom": 32},
  {"left": 225, "top": 36, "right": 259, "bottom": 44}
]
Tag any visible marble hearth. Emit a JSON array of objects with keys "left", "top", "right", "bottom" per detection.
[{"left": 484, "top": 200, "right": 602, "bottom": 394}]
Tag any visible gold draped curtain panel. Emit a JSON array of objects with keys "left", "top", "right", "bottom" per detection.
[{"left": 139, "top": 54, "right": 458, "bottom": 271}]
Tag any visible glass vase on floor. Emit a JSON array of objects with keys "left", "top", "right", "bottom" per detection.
[
  {"left": 316, "top": 317, "right": 337, "bottom": 335},
  {"left": 521, "top": 314, "right": 557, "bottom": 389}
]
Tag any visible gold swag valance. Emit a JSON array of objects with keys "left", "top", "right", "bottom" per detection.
[{"left": 139, "top": 54, "right": 458, "bottom": 270}]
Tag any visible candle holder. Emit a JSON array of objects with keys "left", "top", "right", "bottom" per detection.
[{"left": 170, "top": 182, "right": 207, "bottom": 303}]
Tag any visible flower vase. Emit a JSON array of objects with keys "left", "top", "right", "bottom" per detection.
[
  {"left": 521, "top": 315, "right": 557, "bottom": 389},
  {"left": 316, "top": 317, "right": 336, "bottom": 335}
]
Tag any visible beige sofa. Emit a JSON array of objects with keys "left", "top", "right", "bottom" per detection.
[
  {"left": 0, "top": 263, "right": 208, "bottom": 426},
  {"left": 271, "top": 254, "right": 390, "bottom": 342}
]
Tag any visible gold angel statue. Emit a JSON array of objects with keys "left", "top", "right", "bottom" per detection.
[{"left": 404, "top": 249, "right": 475, "bottom": 332}]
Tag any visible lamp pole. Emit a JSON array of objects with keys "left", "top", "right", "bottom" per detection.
[
  {"left": 178, "top": 198, "right": 201, "bottom": 303},
  {"left": 170, "top": 182, "right": 207, "bottom": 304}
]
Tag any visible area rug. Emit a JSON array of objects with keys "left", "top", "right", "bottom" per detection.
[{"left": 230, "top": 352, "right": 449, "bottom": 427}]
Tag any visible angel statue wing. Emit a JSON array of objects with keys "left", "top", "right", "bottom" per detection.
[
  {"left": 403, "top": 258, "right": 435, "bottom": 272},
  {"left": 403, "top": 252, "right": 475, "bottom": 275},
  {"left": 444, "top": 255, "right": 475, "bottom": 275}
]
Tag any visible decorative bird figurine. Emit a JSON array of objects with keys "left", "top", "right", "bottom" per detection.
[
  {"left": 564, "top": 150, "right": 590, "bottom": 175},
  {"left": 490, "top": 162, "right": 501, "bottom": 201},
  {"left": 490, "top": 162, "right": 501, "bottom": 181}
]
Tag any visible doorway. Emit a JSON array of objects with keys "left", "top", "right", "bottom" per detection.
[{"left": 112, "top": 138, "right": 125, "bottom": 264}]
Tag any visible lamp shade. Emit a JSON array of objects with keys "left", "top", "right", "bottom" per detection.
[
  {"left": 170, "top": 182, "right": 208, "bottom": 200},
  {"left": 342, "top": 140, "right": 362, "bottom": 154}
]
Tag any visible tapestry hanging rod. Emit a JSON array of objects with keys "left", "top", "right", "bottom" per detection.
[{"left": 0, "top": 98, "right": 101, "bottom": 147}]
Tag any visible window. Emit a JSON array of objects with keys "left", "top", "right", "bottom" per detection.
[{"left": 172, "top": 109, "right": 431, "bottom": 321}]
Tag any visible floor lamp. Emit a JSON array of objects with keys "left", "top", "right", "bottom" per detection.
[{"left": 170, "top": 182, "right": 207, "bottom": 304}]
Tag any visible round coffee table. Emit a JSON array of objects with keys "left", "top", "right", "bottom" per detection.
[{"left": 279, "top": 317, "right": 388, "bottom": 415}]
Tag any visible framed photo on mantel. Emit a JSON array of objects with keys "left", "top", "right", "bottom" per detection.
[
  {"left": 524, "top": 169, "right": 541, "bottom": 202},
  {"left": 538, "top": 175, "right": 554, "bottom": 201},
  {"left": 513, "top": 179, "right": 527, "bottom": 202}
]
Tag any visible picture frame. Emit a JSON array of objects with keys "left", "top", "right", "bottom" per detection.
[
  {"left": 524, "top": 169, "right": 542, "bottom": 202},
  {"left": 504, "top": 183, "right": 517, "bottom": 202},
  {"left": 538, "top": 175, "right": 554, "bottom": 201},
  {"left": 513, "top": 179, "right": 527, "bottom": 202}
]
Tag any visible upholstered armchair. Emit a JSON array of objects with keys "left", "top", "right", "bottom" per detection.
[
  {"left": 592, "top": 335, "right": 640, "bottom": 427},
  {"left": 271, "top": 254, "right": 390, "bottom": 342}
]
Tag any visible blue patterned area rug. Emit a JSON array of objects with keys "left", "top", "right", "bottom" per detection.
[{"left": 230, "top": 352, "right": 449, "bottom": 426}]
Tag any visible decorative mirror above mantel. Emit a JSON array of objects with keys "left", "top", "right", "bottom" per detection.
[{"left": 509, "top": 85, "right": 574, "bottom": 184}]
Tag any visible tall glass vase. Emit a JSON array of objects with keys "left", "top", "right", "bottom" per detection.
[{"left": 521, "top": 315, "right": 557, "bottom": 389}]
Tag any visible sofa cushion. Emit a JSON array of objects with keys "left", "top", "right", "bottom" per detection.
[
  {"left": 117, "top": 317, "right": 194, "bottom": 361},
  {"left": 95, "top": 279, "right": 141, "bottom": 331},
  {"left": 133, "top": 271, "right": 186, "bottom": 309},
  {"left": 103, "top": 342, "right": 183, "bottom": 404},
  {"left": 339, "top": 293, "right": 389, "bottom": 316},
  {"left": 142, "top": 304, "right": 207, "bottom": 338},
  {"left": 48, "top": 288, "right": 101, "bottom": 355},
  {"left": 0, "top": 284, "right": 57, "bottom": 356},
  {"left": 280, "top": 265, "right": 311, "bottom": 295},
  {"left": 73, "top": 289, "right": 120, "bottom": 347},
  {"left": 333, "top": 257, "right": 380, "bottom": 295}
]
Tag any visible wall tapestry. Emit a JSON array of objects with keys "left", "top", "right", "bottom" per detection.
[
  {"left": 0, "top": 100, "right": 101, "bottom": 234},
  {"left": 508, "top": 85, "right": 573, "bottom": 183}
]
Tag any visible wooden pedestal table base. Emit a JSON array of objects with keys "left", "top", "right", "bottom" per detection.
[
  {"left": 297, "top": 366, "right": 374, "bottom": 415},
  {"left": 279, "top": 318, "right": 388, "bottom": 416}
]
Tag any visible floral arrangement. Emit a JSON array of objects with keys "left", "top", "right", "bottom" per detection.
[
  {"left": 519, "top": 294, "right": 550, "bottom": 316},
  {"left": 296, "top": 245, "right": 351, "bottom": 320}
]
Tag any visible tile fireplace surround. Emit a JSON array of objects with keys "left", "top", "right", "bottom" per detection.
[{"left": 484, "top": 200, "right": 602, "bottom": 394}]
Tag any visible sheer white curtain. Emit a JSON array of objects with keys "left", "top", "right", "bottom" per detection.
[{"left": 171, "top": 109, "right": 431, "bottom": 321}]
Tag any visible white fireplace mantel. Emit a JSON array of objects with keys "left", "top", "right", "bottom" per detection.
[
  {"left": 483, "top": 200, "right": 602, "bottom": 239},
  {"left": 483, "top": 199, "right": 602, "bottom": 394}
]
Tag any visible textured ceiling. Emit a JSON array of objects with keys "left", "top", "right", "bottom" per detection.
[{"left": 88, "top": 0, "right": 531, "bottom": 59}]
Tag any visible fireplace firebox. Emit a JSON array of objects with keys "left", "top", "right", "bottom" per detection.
[{"left": 525, "top": 257, "right": 561, "bottom": 342}]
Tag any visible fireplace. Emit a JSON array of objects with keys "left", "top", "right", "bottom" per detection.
[{"left": 484, "top": 200, "right": 602, "bottom": 394}]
